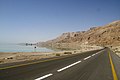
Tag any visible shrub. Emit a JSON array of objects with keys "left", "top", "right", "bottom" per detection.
[
  {"left": 56, "top": 54, "right": 61, "bottom": 56},
  {"left": 64, "top": 52, "right": 72, "bottom": 54}
]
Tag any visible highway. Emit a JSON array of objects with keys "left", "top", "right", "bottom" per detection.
[{"left": 0, "top": 48, "right": 120, "bottom": 80}]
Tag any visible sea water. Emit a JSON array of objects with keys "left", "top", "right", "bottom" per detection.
[{"left": 0, "top": 43, "right": 54, "bottom": 52}]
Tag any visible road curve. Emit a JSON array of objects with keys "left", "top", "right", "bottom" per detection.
[{"left": 0, "top": 48, "right": 120, "bottom": 80}]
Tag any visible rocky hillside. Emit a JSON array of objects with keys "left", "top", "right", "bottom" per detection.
[{"left": 38, "top": 20, "right": 120, "bottom": 49}]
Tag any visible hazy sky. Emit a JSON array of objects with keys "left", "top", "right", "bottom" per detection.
[{"left": 0, "top": 0, "right": 120, "bottom": 43}]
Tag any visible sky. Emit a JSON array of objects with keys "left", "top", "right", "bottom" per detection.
[{"left": 0, "top": 0, "right": 120, "bottom": 43}]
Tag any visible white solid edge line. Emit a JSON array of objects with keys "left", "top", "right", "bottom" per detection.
[
  {"left": 57, "top": 60, "right": 81, "bottom": 72},
  {"left": 35, "top": 73, "right": 53, "bottom": 80}
]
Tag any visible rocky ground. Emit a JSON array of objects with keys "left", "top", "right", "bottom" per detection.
[{"left": 38, "top": 20, "right": 120, "bottom": 49}]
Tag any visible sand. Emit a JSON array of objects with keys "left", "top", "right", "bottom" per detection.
[{"left": 0, "top": 52, "right": 56, "bottom": 64}]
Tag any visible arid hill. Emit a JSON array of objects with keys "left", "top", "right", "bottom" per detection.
[{"left": 38, "top": 20, "right": 120, "bottom": 49}]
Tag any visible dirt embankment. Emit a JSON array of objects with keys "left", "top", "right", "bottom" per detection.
[{"left": 111, "top": 46, "right": 120, "bottom": 57}]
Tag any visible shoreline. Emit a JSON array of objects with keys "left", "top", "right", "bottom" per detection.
[
  {"left": 0, "top": 47, "right": 101, "bottom": 64},
  {"left": 1, "top": 46, "right": 120, "bottom": 65}
]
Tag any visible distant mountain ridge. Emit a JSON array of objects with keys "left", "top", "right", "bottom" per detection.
[{"left": 38, "top": 20, "right": 120, "bottom": 49}]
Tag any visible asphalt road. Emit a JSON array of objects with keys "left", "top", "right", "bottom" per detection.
[{"left": 0, "top": 48, "right": 120, "bottom": 80}]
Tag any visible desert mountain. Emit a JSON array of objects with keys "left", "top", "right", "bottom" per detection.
[{"left": 38, "top": 20, "right": 120, "bottom": 49}]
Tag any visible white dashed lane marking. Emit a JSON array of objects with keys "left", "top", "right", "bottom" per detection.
[
  {"left": 35, "top": 73, "right": 53, "bottom": 80},
  {"left": 83, "top": 56, "right": 91, "bottom": 60},
  {"left": 34, "top": 50, "right": 103, "bottom": 80},
  {"left": 57, "top": 60, "right": 82, "bottom": 72},
  {"left": 92, "top": 54, "right": 96, "bottom": 56}
]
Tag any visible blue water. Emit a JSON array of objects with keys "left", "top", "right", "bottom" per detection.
[{"left": 0, "top": 44, "right": 54, "bottom": 52}]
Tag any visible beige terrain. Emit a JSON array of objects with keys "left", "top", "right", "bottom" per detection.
[{"left": 0, "top": 52, "right": 55, "bottom": 64}]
